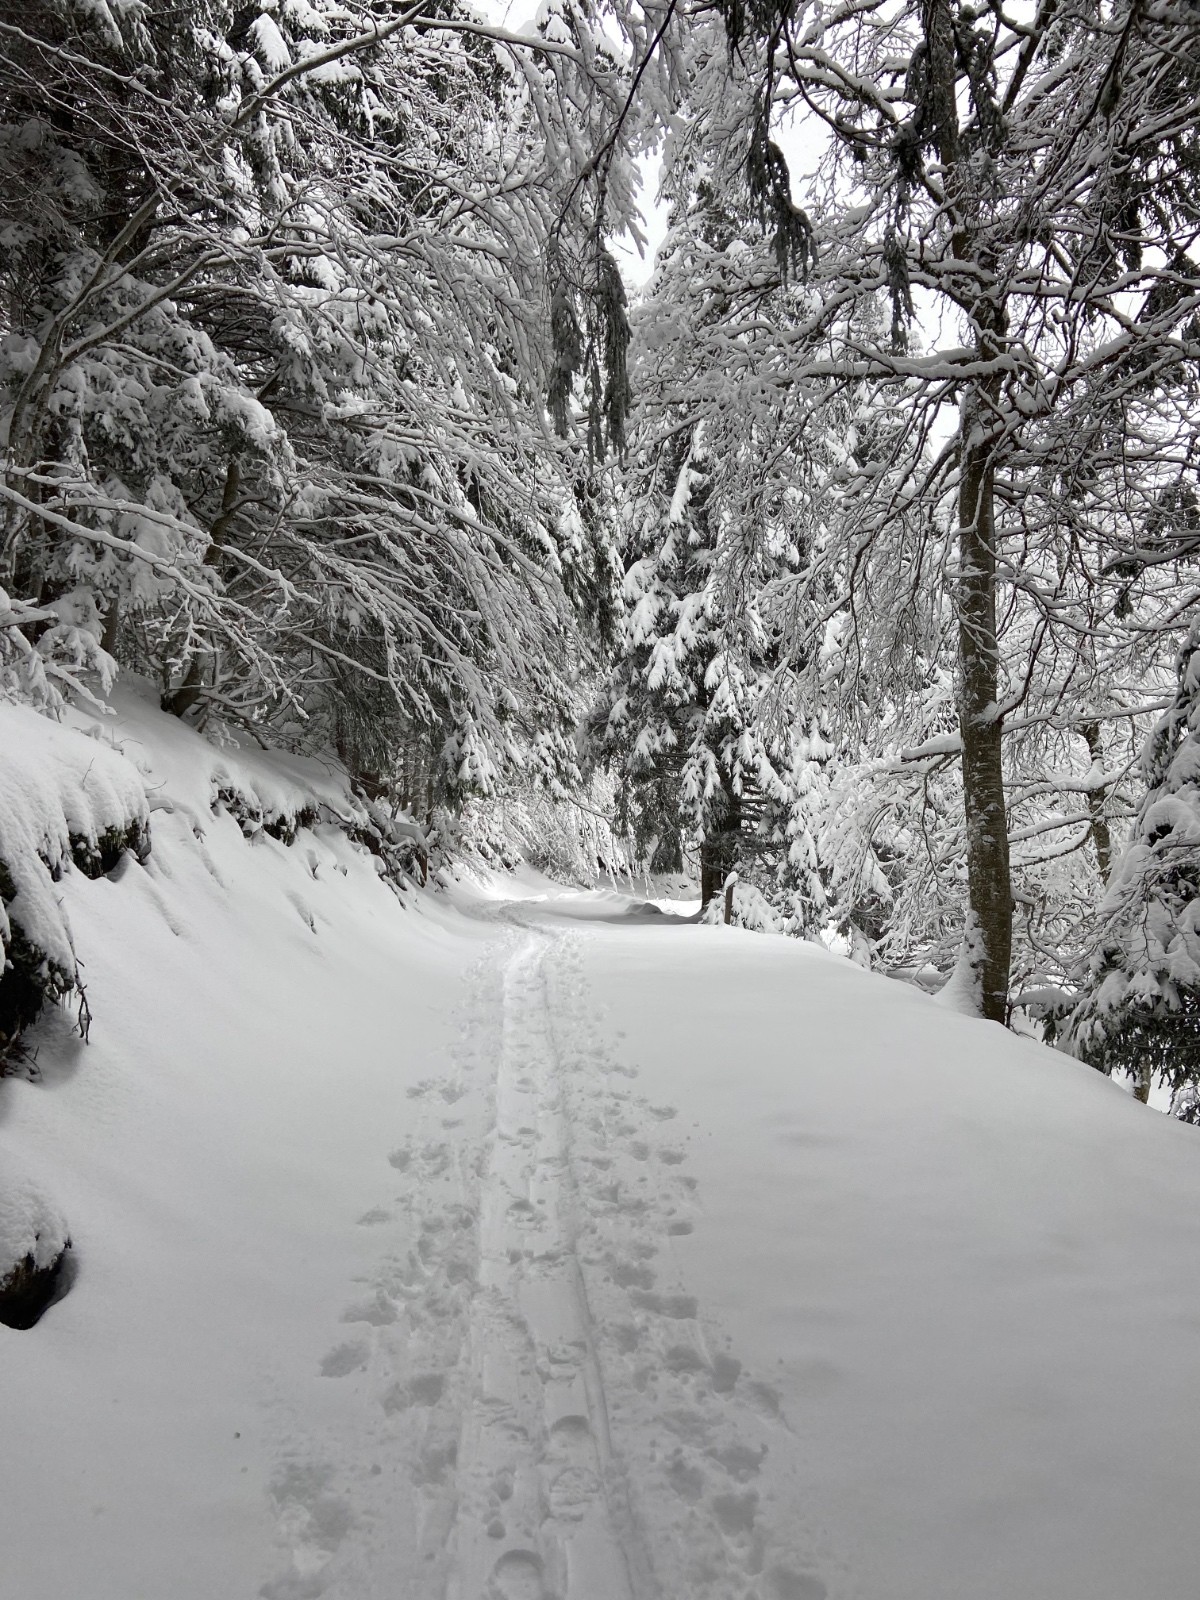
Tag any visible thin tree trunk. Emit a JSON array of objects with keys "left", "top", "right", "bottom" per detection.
[
  {"left": 956, "top": 416, "right": 1012, "bottom": 1023},
  {"left": 1133, "top": 1058, "right": 1152, "bottom": 1104},
  {"left": 699, "top": 787, "right": 740, "bottom": 910},
  {"left": 162, "top": 459, "right": 241, "bottom": 718},
  {"left": 700, "top": 839, "right": 722, "bottom": 909},
  {"left": 100, "top": 595, "right": 120, "bottom": 658},
  {"left": 924, "top": 0, "right": 1014, "bottom": 1022},
  {"left": 1081, "top": 721, "right": 1113, "bottom": 883}
]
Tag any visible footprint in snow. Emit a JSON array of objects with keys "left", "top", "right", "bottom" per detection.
[
  {"left": 710, "top": 1440, "right": 767, "bottom": 1482},
  {"left": 547, "top": 1462, "right": 601, "bottom": 1521},
  {"left": 667, "top": 1455, "right": 706, "bottom": 1503},
  {"left": 711, "top": 1353, "right": 742, "bottom": 1394},
  {"left": 318, "top": 1341, "right": 368, "bottom": 1377},
  {"left": 664, "top": 1344, "right": 708, "bottom": 1375},
  {"left": 610, "top": 1260, "right": 655, "bottom": 1291},
  {"left": 766, "top": 1568, "right": 830, "bottom": 1600},
  {"left": 419, "top": 1140, "right": 452, "bottom": 1176},
  {"left": 260, "top": 1460, "right": 351, "bottom": 1600},
  {"left": 340, "top": 1290, "right": 397, "bottom": 1327},
  {"left": 711, "top": 1487, "right": 758, "bottom": 1537},
  {"left": 381, "top": 1371, "right": 445, "bottom": 1412},
  {"left": 630, "top": 1289, "right": 699, "bottom": 1320},
  {"left": 259, "top": 1575, "right": 329, "bottom": 1600},
  {"left": 487, "top": 1549, "right": 547, "bottom": 1600}
]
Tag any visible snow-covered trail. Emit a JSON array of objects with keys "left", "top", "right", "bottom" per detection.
[
  {"left": 8, "top": 725, "right": 1200, "bottom": 1600},
  {"left": 446, "top": 928, "right": 643, "bottom": 1600},
  {"left": 289, "top": 910, "right": 830, "bottom": 1600}
]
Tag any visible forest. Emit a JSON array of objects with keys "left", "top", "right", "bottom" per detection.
[{"left": 3, "top": 0, "right": 1200, "bottom": 1104}]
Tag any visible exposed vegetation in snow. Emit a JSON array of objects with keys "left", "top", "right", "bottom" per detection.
[{"left": 0, "top": 700, "right": 148, "bottom": 1063}]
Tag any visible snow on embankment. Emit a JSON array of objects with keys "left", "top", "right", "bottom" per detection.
[
  {"left": 0, "top": 682, "right": 427, "bottom": 1335},
  {"left": 0, "top": 699, "right": 149, "bottom": 1057},
  {"left": 0, "top": 680, "right": 473, "bottom": 1599},
  {"left": 0, "top": 702, "right": 149, "bottom": 1324}
]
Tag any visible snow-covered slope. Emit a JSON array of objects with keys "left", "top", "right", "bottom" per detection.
[{"left": 3, "top": 692, "right": 1200, "bottom": 1600}]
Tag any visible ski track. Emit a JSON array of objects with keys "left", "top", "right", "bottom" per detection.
[{"left": 259, "top": 914, "right": 846, "bottom": 1600}]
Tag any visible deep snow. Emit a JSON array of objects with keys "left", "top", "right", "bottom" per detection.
[{"left": 4, "top": 689, "right": 1200, "bottom": 1600}]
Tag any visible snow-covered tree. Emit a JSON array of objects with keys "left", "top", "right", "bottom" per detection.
[
  {"left": 596, "top": 177, "right": 830, "bottom": 927},
  {"left": 0, "top": 0, "right": 676, "bottom": 812},
  {"left": 626, "top": 0, "right": 1200, "bottom": 1015}
]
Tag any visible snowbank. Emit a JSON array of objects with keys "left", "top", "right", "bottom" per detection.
[
  {"left": 0, "top": 1148, "right": 70, "bottom": 1329},
  {"left": 0, "top": 700, "right": 149, "bottom": 1055},
  {"left": 0, "top": 1157, "right": 68, "bottom": 1274},
  {"left": 0, "top": 683, "right": 481, "bottom": 1597}
]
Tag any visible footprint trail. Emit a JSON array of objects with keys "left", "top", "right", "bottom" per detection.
[
  {"left": 448, "top": 932, "right": 645, "bottom": 1600},
  {"left": 256, "top": 913, "right": 842, "bottom": 1600}
]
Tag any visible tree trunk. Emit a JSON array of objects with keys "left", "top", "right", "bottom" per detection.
[
  {"left": 161, "top": 460, "right": 240, "bottom": 719},
  {"left": 699, "top": 789, "right": 740, "bottom": 908},
  {"left": 956, "top": 403, "right": 1012, "bottom": 1023},
  {"left": 700, "top": 839, "right": 722, "bottom": 909},
  {"left": 100, "top": 595, "right": 121, "bottom": 658},
  {"left": 161, "top": 654, "right": 207, "bottom": 719},
  {"left": 923, "top": 0, "right": 1013, "bottom": 1023},
  {"left": 1081, "top": 721, "right": 1113, "bottom": 883}
]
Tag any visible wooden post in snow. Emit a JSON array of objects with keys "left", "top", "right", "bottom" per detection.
[{"left": 723, "top": 871, "right": 738, "bottom": 926}]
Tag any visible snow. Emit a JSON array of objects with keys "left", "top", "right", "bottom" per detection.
[
  {"left": 0, "top": 698, "right": 148, "bottom": 974},
  {"left": 249, "top": 14, "right": 292, "bottom": 73},
  {"left": 0, "top": 1153, "right": 68, "bottom": 1275},
  {"left": 70, "top": 678, "right": 370, "bottom": 838},
  {"left": 4, "top": 692, "right": 1200, "bottom": 1598}
]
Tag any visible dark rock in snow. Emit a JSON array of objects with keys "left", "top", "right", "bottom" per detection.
[{"left": 0, "top": 1239, "right": 73, "bottom": 1330}]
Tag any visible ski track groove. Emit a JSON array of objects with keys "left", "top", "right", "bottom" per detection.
[
  {"left": 447, "top": 929, "right": 644, "bottom": 1600},
  {"left": 258, "top": 911, "right": 845, "bottom": 1600}
]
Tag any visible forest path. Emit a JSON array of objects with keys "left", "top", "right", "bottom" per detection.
[
  {"left": 260, "top": 898, "right": 835, "bottom": 1600},
  {"left": 418, "top": 907, "right": 827, "bottom": 1600},
  {"left": 444, "top": 926, "right": 644, "bottom": 1600}
]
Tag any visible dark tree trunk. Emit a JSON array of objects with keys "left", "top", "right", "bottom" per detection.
[
  {"left": 1081, "top": 722, "right": 1113, "bottom": 883},
  {"left": 162, "top": 460, "right": 240, "bottom": 719},
  {"left": 924, "top": 0, "right": 1013, "bottom": 1023},
  {"left": 699, "top": 786, "right": 741, "bottom": 909},
  {"left": 161, "top": 654, "right": 207, "bottom": 719},
  {"left": 700, "top": 842, "right": 720, "bottom": 908},
  {"left": 956, "top": 417, "right": 1012, "bottom": 1023}
]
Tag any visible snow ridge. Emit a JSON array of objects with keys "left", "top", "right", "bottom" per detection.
[{"left": 448, "top": 929, "right": 645, "bottom": 1600}]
